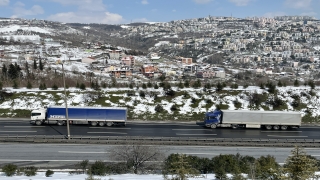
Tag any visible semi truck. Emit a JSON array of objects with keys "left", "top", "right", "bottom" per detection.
[
  {"left": 30, "top": 106, "right": 127, "bottom": 127},
  {"left": 204, "top": 109, "right": 301, "bottom": 130}
]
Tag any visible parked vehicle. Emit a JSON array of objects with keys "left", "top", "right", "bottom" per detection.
[
  {"left": 204, "top": 109, "right": 301, "bottom": 130},
  {"left": 30, "top": 106, "right": 127, "bottom": 126}
]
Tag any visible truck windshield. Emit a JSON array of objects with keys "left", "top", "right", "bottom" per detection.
[{"left": 31, "top": 113, "right": 41, "bottom": 116}]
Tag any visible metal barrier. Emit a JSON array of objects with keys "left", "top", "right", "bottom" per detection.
[{"left": 0, "top": 135, "right": 319, "bottom": 147}]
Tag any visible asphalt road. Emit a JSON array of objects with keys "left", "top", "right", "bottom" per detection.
[
  {"left": 0, "top": 119, "right": 319, "bottom": 140},
  {"left": 0, "top": 143, "right": 319, "bottom": 168}
]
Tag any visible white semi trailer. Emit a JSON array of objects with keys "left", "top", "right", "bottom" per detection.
[{"left": 204, "top": 109, "right": 301, "bottom": 130}]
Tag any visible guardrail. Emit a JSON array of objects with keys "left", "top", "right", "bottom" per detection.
[{"left": 0, "top": 135, "right": 319, "bottom": 147}]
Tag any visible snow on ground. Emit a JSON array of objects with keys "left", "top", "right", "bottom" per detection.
[
  {"left": 0, "top": 25, "right": 51, "bottom": 34},
  {"left": 1, "top": 173, "right": 213, "bottom": 180},
  {"left": 1, "top": 86, "right": 320, "bottom": 119},
  {"left": 1, "top": 172, "right": 320, "bottom": 180}
]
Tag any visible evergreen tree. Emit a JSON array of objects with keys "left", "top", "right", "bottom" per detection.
[
  {"left": 216, "top": 82, "right": 223, "bottom": 91},
  {"left": 142, "top": 83, "right": 147, "bottom": 89},
  {"left": 178, "top": 81, "right": 184, "bottom": 89},
  {"left": 2, "top": 64, "right": 7, "bottom": 78},
  {"left": 163, "top": 154, "right": 200, "bottom": 180},
  {"left": 147, "top": 81, "right": 152, "bottom": 88},
  {"left": 284, "top": 146, "right": 318, "bottom": 180},
  {"left": 129, "top": 83, "right": 133, "bottom": 89},
  {"left": 27, "top": 81, "right": 32, "bottom": 89},
  {"left": 12, "top": 80, "right": 18, "bottom": 89},
  {"left": 39, "top": 83, "right": 43, "bottom": 90},
  {"left": 43, "top": 83, "right": 47, "bottom": 90},
  {"left": 277, "top": 80, "right": 283, "bottom": 87},
  {"left": 25, "top": 61, "right": 30, "bottom": 78},
  {"left": 192, "top": 79, "right": 201, "bottom": 89},
  {"left": 39, "top": 59, "right": 43, "bottom": 71},
  {"left": 52, "top": 84, "right": 58, "bottom": 90},
  {"left": 33, "top": 59, "right": 37, "bottom": 70},
  {"left": 154, "top": 83, "right": 159, "bottom": 89},
  {"left": 8, "top": 64, "right": 18, "bottom": 79},
  {"left": 80, "top": 83, "right": 86, "bottom": 90},
  {"left": 184, "top": 80, "right": 189, "bottom": 88},
  {"left": 294, "top": 79, "right": 299, "bottom": 87},
  {"left": 308, "top": 80, "right": 315, "bottom": 89}
]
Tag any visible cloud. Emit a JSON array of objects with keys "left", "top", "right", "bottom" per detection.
[
  {"left": 47, "top": 0, "right": 125, "bottom": 24},
  {"left": 284, "top": 0, "right": 312, "bottom": 9},
  {"left": 50, "top": 0, "right": 105, "bottom": 11},
  {"left": 141, "top": 0, "right": 149, "bottom": 5},
  {"left": 0, "top": 0, "right": 9, "bottom": 6},
  {"left": 263, "top": 12, "right": 286, "bottom": 18},
  {"left": 193, "top": 0, "right": 212, "bottom": 4},
  {"left": 47, "top": 11, "right": 124, "bottom": 24},
  {"left": 229, "top": 0, "right": 253, "bottom": 6},
  {"left": 12, "top": 3, "right": 44, "bottom": 17}
]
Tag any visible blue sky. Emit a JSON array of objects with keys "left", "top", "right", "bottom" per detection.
[{"left": 0, "top": 0, "right": 319, "bottom": 24}]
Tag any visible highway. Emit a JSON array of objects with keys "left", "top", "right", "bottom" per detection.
[
  {"left": 0, "top": 119, "right": 319, "bottom": 168},
  {"left": 0, "top": 143, "right": 319, "bottom": 168},
  {"left": 0, "top": 119, "right": 319, "bottom": 140}
]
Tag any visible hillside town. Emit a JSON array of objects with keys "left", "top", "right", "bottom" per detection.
[{"left": 0, "top": 15, "right": 320, "bottom": 87}]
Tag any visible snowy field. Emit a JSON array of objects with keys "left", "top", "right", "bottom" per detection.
[{"left": 0, "top": 172, "right": 217, "bottom": 180}]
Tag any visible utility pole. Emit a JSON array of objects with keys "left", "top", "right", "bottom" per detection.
[{"left": 57, "top": 60, "right": 70, "bottom": 140}]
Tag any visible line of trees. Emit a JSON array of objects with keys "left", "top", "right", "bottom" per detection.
[{"left": 1, "top": 145, "right": 319, "bottom": 179}]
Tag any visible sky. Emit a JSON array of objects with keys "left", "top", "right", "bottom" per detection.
[{"left": 0, "top": 0, "right": 319, "bottom": 24}]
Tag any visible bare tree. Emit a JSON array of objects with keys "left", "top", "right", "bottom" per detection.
[{"left": 108, "top": 144, "right": 165, "bottom": 174}]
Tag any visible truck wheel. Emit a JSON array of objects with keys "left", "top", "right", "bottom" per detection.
[
  {"left": 57, "top": 121, "right": 65, "bottom": 126},
  {"left": 265, "top": 125, "right": 272, "bottom": 130},
  {"left": 273, "top": 125, "right": 280, "bottom": 130},
  {"left": 231, "top": 124, "right": 238, "bottom": 129},
  {"left": 210, "top": 124, "right": 217, "bottom": 129},
  {"left": 91, "top": 121, "right": 98, "bottom": 126},
  {"left": 98, "top": 122, "right": 105, "bottom": 127},
  {"left": 35, "top": 120, "right": 42, "bottom": 126},
  {"left": 281, "top": 125, "right": 288, "bottom": 130},
  {"left": 106, "top": 122, "right": 113, "bottom": 127}
]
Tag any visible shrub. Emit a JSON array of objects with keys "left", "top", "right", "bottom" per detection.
[
  {"left": 139, "top": 90, "right": 145, "bottom": 98},
  {"left": 170, "top": 104, "right": 178, "bottom": 111},
  {"left": 52, "top": 84, "right": 58, "bottom": 90},
  {"left": 88, "top": 160, "right": 107, "bottom": 176},
  {"left": 27, "top": 81, "right": 32, "bottom": 89},
  {"left": 2, "top": 164, "right": 17, "bottom": 176},
  {"left": 80, "top": 83, "right": 86, "bottom": 90},
  {"left": 45, "top": 169, "right": 54, "bottom": 177},
  {"left": 154, "top": 83, "right": 159, "bottom": 89},
  {"left": 23, "top": 166, "right": 38, "bottom": 176},
  {"left": 155, "top": 104, "right": 163, "bottom": 112},
  {"left": 142, "top": 83, "right": 147, "bottom": 89},
  {"left": 165, "top": 89, "right": 176, "bottom": 97}
]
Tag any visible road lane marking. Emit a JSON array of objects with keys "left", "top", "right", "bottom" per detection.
[
  {"left": 267, "top": 135, "right": 308, "bottom": 138},
  {"left": 87, "top": 132, "right": 128, "bottom": 134},
  {"left": 172, "top": 129, "right": 211, "bottom": 131},
  {"left": 4, "top": 126, "right": 46, "bottom": 128},
  {"left": 0, "top": 131, "right": 37, "bottom": 133},
  {"left": 89, "top": 127, "right": 131, "bottom": 130},
  {"left": 261, "top": 131, "right": 302, "bottom": 133},
  {"left": 176, "top": 133, "right": 217, "bottom": 136},
  {"left": 59, "top": 151, "right": 108, "bottom": 154},
  {"left": 130, "top": 123, "right": 199, "bottom": 126}
]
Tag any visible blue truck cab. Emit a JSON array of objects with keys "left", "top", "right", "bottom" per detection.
[{"left": 204, "top": 109, "right": 223, "bottom": 128}]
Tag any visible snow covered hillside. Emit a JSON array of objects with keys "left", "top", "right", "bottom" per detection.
[{"left": 0, "top": 86, "right": 319, "bottom": 123}]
